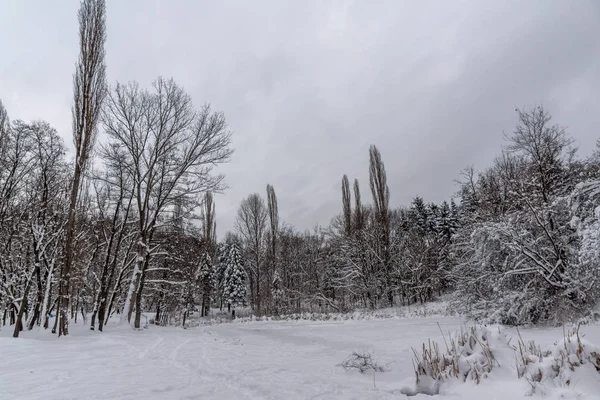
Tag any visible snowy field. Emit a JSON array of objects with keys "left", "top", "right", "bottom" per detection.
[{"left": 1, "top": 316, "right": 600, "bottom": 400}]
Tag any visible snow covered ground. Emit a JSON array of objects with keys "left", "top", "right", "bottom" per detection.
[{"left": 1, "top": 316, "right": 599, "bottom": 399}]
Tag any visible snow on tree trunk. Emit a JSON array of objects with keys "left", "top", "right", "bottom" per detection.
[
  {"left": 40, "top": 262, "right": 54, "bottom": 330},
  {"left": 122, "top": 262, "right": 140, "bottom": 324}
]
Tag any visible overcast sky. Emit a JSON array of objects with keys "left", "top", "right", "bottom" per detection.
[{"left": 2, "top": 0, "right": 599, "bottom": 236}]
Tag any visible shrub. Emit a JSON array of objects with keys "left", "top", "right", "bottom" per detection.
[
  {"left": 515, "top": 326, "right": 600, "bottom": 396},
  {"left": 411, "top": 325, "right": 501, "bottom": 385},
  {"left": 340, "top": 350, "right": 389, "bottom": 373}
]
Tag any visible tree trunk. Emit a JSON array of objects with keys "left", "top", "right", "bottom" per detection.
[
  {"left": 155, "top": 301, "right": 161, "bottom": 326},
  {"left": 104, "top": 267, "right": 127, "bottom": 330},
  {"left": 13, "top": 275, "right": 33, "bottom": 338},
  {"left": 40, "top": 262, "right": 55, "bottom": 329},
  {"left": 104, "top": 255, "right": 132, "bottom": 328},
  {"left": 133, "top": 254, "right": 150, "bottom": 329},
  {"left": 27, "top": 260, "right": 44, "bottom": 330},
  {"left": 123, "top": 264, "right": 140, "bottom": 324},
  {"left": 58, "top": 162, "right": 82, "bottom": 336},
  {"left": 74, "top": 290, "right": 80, "bottom": 323}
]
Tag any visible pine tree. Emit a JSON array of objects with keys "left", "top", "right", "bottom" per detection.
[
  {"left": 223, "top": 243, "right": 247, "bottom": 314},
  {"left": 411, "top": 197, "right": 430, "bottom": 236},
  {"left": 437, "top": 201, "right": 452, "bottom": 242},
  {"left": 449, "top": 198, "right": 460, "bottom": 233}
]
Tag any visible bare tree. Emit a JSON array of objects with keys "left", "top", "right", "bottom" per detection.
[
  {"left": 27, "top": 123, "right": 68, "bottom": 332},
  {"left": 0, "top": 100, "right": 8, "bottom": 161},
  {"left": 201, "top": 191, "right": 217, "bottom": 252},
  {"left": 200, "top": 191, "right": 217, "bottom": 317},
  {"left": 506, "top": 106, "right": 574, "bottom": 212},
  {"left": 3, "top": 122, "right": 68, "bottom": 337},
  {"left": 235, "top": 193, "right": 267, "bottom": 313},
  {"left": 341, "top": 175, "right": 352, "bottom": 236},
  {"left": 0, "top": 120, "right": 31, "bottom": 330},
  {"left": 266, "top": 184, "right": 279, "bottom": 311},
  {"left": 56, "top": 0, "right": 107, "bottom": 336},
  {"left": 353, "top": 179, "right": 364, "bottom": 232},
  {"left": 502, "top": 106, "right": 575, "bottom": 290},
  {"left": 88, "top": 154, "right": 136, "bottom": 331},
  {"left": 267, "top": 185, "right": 279, "bottom": 258},
  {"left": 369, "top": 145, "right": 392, "bottom": 305},
  {"left": 102, "top": 77, "right": 232, "bottom": 329}
]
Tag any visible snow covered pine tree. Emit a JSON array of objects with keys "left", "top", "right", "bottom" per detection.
[{"left": 223, "top": 243, "right": 247, "bottom": 318}]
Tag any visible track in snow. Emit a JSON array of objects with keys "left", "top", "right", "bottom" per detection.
[{"left": 1, "top": 317, "right": 598, "bottom": 399}]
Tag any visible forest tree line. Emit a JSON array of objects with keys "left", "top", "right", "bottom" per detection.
[
  {"left": 4, "top": 94, "right": 599, "bottom": 331},
  {"left": 2, "top": 0, "right": 599, "bottom": 337},
  {"left": 225, "top": 106, "right": 600, "bottom": 327}
]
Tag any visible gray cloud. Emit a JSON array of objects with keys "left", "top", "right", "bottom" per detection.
[{"left": 2, "top": 0, "right": 599, "bottom": 236}]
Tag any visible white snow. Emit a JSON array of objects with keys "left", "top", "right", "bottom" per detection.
[{"left": 1, "top": 317, "right": 600, "bottom": 399}]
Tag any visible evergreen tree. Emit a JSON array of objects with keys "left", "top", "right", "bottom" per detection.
[
  {"left": 223, "top": 243, "right": 247, "bottom": 314},
  {"left": 449, "top": 199, "right": 460, "bottom": 233},
  {"left": 436, "top": 201, "right": 452, "bottom": 242},
  {"left": 411, "top": 197, "right": 430, "bottom": 236}
]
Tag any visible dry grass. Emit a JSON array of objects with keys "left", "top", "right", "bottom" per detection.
[
  {"left": 409, "top": 323, "right": 600, "bottom": 396},
  {"left": 411, "top": 324, "right": 499, "bottom": 385},
  {"left": 514, "top": 325, "right": 600, "bottom": 395}
]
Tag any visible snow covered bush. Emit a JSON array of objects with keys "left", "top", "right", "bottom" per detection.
[
  {"left": 515, "top": 326, "right": 600, "bottom": 396},
  {"left": 449, "top": 108, "right": 600, "bottom": 327},
  {"left": 411, "top": 325, "right": 501, "bottom": 385},
  {"left": 402, "top": 325, "right": 505, "bottom": 395},
  {"left": 452, "top": 195, "right": 600, "bottom": 326},
  {"left": 404, "top": 323, "right": 600, "bottom": 398}
]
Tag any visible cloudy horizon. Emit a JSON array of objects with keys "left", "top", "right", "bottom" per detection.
[{"left": 2, "top": 0, "right": 599, "bottom": 237}]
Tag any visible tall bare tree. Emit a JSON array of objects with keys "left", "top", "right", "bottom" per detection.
[
  {"left": 266, "top": 184, "right": 279, "bottom": 310},
  {"left": 368, "top": 145, "right": 392, "bottom": 305},
  {"left": 56, "top": 0, "right": 107, "bottom": 336},
  {"left": 341, "top": 175, "right": 352, "bottom": 236},
  {"left": 200, "top": 191, "right": 217, "bottom": 317},
  {"left": 267, "top": 185, "right": 279, "bottom": 258},
  {"left": 353, "top": 179, "right": 364, "bottom": 232},
  {"left": 235, "top": 193, "right": 267, "bottom": 313},
  {"left": 0, "top": 100, "right": 8, "bottom": 161},
  {"left": 102, "top": 77, "right": 232, "bottom": 329},
  {"left": 201, "top": 191, "right": 217, "bottom": 252}
]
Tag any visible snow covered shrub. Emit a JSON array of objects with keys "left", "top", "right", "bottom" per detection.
[
  {"left": 340, "top": 350, "right": 388, "bottom": 373},
  {"left": 515, "top": 326, "right": 600, "bottom": 396},
  {"left": 404, "top": 323, "right": 600, "bottom": 397},
  {"left": 451, "top": 119, "right": 600, "bottom": 327},
  {"left": 420, "top": 325, "right": 506, "bottom": 383},
  {"left": 403, "top": 325, "right": 503, "bottom": 395},
  {"left": 452, "top": 196, "right": 600, "bottom": 326}
]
